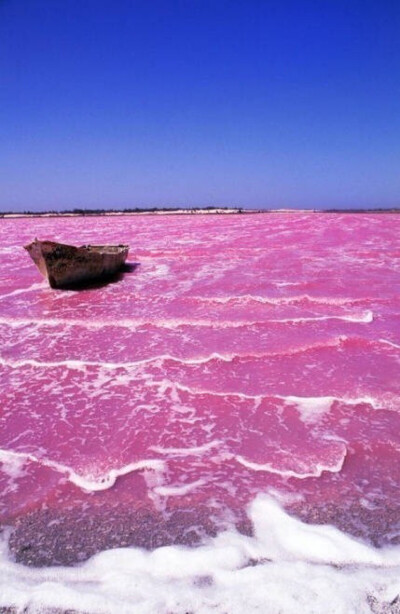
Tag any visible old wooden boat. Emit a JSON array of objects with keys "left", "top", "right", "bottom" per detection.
[{"left": 24, "top": 239, "right": 129, "bottom": 289}]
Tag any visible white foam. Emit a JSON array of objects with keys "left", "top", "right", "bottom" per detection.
[
  {"left": 0, "top": 453, "right": 27, "bottom": 480},
  {"left": 379, "top": 338, "right": 400, "bottom": 350},
  {"left": 0, "top": 282, "right": 47, "bottom": 300},
  {"left": 145, "top": 263, "right": 170, "bottom": 277},
  {"left": 194, "top": 293, "right": 367, "bottom": 306},
  {"left": 1, "top": 495, "right": 400, "bottom": 613},
  {"left": 0, "top": 310, "right": 374, "bottom": 330},
  {"left": 162, "top": 380, "right": 385, "bottom": 412},
  {"left": 269, "top": 310, "right": 373, "bottom": 324},
  {"left": 0, "top": 453, "right": 27, "bottom": 495},
  {"left": 250, "top": 496, "right": 393, "bottom": 565},
  {"left": 286, "top": 396, "right": 336, "bottom": 423},
  {"left": 0, "top": 246, "right": 20, "bottom": 254},
  {"left": 235, "top": 444, "right": 346, "bottom": 479},
  {"left": 153, "top": 478, "right": 206, "bottom": 497},
  {"left": 275, "top": 281, "right": 304, "bottom": 287},
  {"left": 0, "top": 448, "right": 165, "bottom": 492},
  {"left": 0, "top": 336, "right": 382, "bottom": 372},
  {"left": 285, "top": 395, "right": 381, "bottom": 424},
  {"left": 0, "top": 352, "right": 234, "bottom": 371},
  {"left": 150, "top": 440, "right": 221, "bottom": 456},
  {"left": 158, "top": 379, "right": 264, "bottom": 400}
]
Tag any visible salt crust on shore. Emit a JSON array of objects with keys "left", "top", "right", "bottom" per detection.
[{"left": 1, "top": 496, "right": 400, "bottom": 614}]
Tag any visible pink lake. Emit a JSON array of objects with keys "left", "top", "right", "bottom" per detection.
[{"left": 1, "top": 212, "right": 400, "bottom": 613}]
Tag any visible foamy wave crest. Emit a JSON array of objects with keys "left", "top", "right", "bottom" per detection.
[
  {"left": 150, "top": 440, "right": 222, "bottom": 456},
  {"left": 0, "top": 352, "right": 235, "bottom": 370},
  {"left": 379, "top": 338, "right": 400, "bottom": 350},
  {"left": 1, "top": 495, "right": 400, "bottom": 614},
  {"left": 163, "top": 380, "right": 385, "bottom": 409},
  {"left": 0, "top": 282, "right": 47, "bottom": 301},
  {"left": 285, "top": 395, "right": 381, "bottom": 423},
  {"left": 0, "top": 449, "right": 165, "bottom": 492},
  {"left": 270, "top": 310, "right": 373, "bottom": 324},
  {"left": 0, "top": 246, "right": 23, "bottom": 254},
  {"left": 0, "top": 309, "right": 374, "bottom": 329},
  {"left": 0, "top": 347, "right": 321, "bottom": 371},
  {"left": 153, "top": 478, "right": 206, "bottom": 497},
  {"left": 193, "top": 293, "right": 372, "bottom": 307},
  {"left": 2, "top": 334, "right": 392, "bottom": 373},
  {"left": 235, "top": 443, "right": 347, "bottom": 479}
]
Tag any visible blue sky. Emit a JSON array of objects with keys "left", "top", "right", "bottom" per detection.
[{"left": 1, "top": 0, "right": 399, "bottom": 211}]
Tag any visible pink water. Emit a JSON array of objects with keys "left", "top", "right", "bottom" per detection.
[{"left": 1, "top": 212, "right": 400, "bottom": 566}]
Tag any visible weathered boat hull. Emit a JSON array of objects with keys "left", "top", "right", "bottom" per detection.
[{"left": 24, "top": 240, "right": 129, "bottom": 288}]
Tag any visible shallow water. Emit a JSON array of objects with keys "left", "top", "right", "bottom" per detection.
[{"left": 0, "top": 212, "right": 400, "bottom": 613}]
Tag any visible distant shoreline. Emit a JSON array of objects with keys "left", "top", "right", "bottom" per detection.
[
  {"left": 1, "top": 207, "right": 247, "bottom": 219},
  {"left": 1, "top": 206, "right": 400, "bottom": 218}
]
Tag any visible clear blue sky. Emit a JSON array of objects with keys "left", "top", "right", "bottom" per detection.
[{"left": 1, "top": 0, "right": 399, "bottom": 211}]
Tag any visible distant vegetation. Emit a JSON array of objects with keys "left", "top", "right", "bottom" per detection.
[
  {"left": 1, "top": 206, "right": 399, "bottom": 217},
  {"left": 66, "top": 206, "right": 245, "bottom": 215},
  {"left": 0, "top": 206, "right": 248, "bottom": 216}
]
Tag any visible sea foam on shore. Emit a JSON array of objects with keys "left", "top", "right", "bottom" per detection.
[{"left": 1, "top": 496, "right": 400, "bottom": 614}]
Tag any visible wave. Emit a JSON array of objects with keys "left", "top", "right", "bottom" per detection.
[
  {"left": 0, "top": 282, "right": 47, "bottom": 301},
  {"left": 1, "top": 353, "right": 234, "bottom": 370},
  {"left": 0, "top": 448, "right": 165, "bottom": 493},
  {"left": 284, "top": 394, "right": 381, "bottom": 423},
  {"left": 155, "top": 381, "right": 400, "bottom": 417},
  {"left": 152, "top": 380, "right": 388, "bottom": 410},
  {"left": 0, "top": 246, "right": 23, "bottom": 254},
  {"left": 1, "top": 495, "right": 400, "bottom": 613},
  {"left": 2, "top": 333, "right": 394, "bottom": 372},
  {"left": 0, "top": 310, "right": 374, "bottom": 329},
  {"left": 150, "top": 441, "right": 222, "bottom": 456},
  {"left": 235, "top": 444, "right": 347, "bottom": 479},
  {"left": 1, "top": 347, "right": 389, "bottom": 415},
  {"left": 153, "top": 478, "right": 207, "bottom": 497},
  {"left": 0, "top": 346, "right": 334, "bottom": 371},
  {"left": 379, "top": 338, "right": 400, "bottom": 350},
  {"left": 268, "top": 310, "right": 373, "bottom": 323},
  {"left": 192, "top": 294, "right": 380, "bottom": 306}
]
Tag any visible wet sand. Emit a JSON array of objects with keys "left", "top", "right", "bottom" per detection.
[
  {"left": 4, "top": 496, "right": 400, "bottom": 568},
  {"left": 4, "top": 503, "right": 252, "bottom": 567}
]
